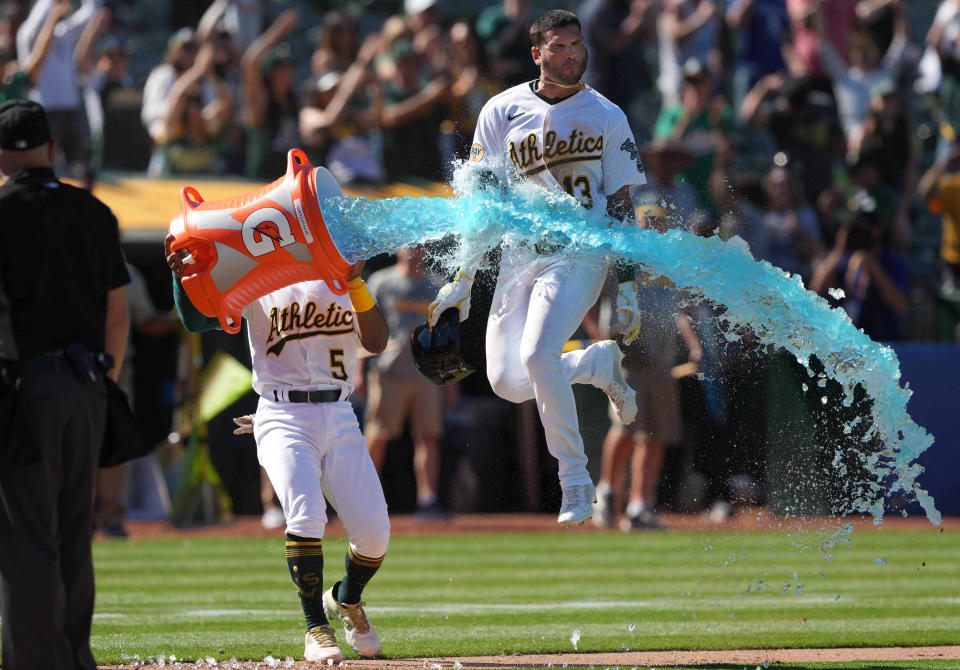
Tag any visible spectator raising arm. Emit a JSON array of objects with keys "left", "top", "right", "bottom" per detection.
[
  {"left": 814, "top": 10, "right": 854, "bottom": 87},
  {"left": 17, "top": 0, "right": 100, "bottom": 65},
  {"left": 605, "top": 0, "right": 655, "bottom": 55},
  {"left": 662, "top": 0, "right": 718, "bottom": 46},
  {"left": 22, "top": 0, "right": 72, "bottom": 85},
  {"left": 925, "top": 1, "right": 960, "bottom": 52},
  {"left": 299, "top": 33, "right": 380, "bottom": 142},
  {"left": 163, "top": 44, "right": 231, "bottom": 139},
  {"left": 737, "top": 71, "right": 786, "bottom": 126},
  {"left": 240, "top": 8, "right": 298, "bottom": 129},
  {"left": 881, "top": 2, "right": 909, "bottom": 70},
  {"left": 196, "top": 0, "right": 232, "bottom": 44},
  {"left": 814, "top": 3, "right": 908, "bottom": 145},
  {"left": 376, "top": 73, "right": 449, "bottom": 129},
  {"left": 73, "top": 6, "right": 109, "bottom": 79}
]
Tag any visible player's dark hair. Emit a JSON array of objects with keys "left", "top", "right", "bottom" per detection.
[{"left": 529, "top": 10, "right": 581, "bottom": 47}]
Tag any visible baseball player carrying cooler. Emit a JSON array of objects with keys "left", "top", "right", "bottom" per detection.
[
  {"left": 165, "top": 181, "right": 391, "bottom": 661},
  {"left": 428, "top": 9, "right": 646, "bottom": 526}
]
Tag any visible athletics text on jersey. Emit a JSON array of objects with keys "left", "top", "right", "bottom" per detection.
[
  {"left": 469, "top": 81, "right": 645, "bottom": 211},
  {"left": 244, "top": 280, "right": 359, "bottom": 397}
]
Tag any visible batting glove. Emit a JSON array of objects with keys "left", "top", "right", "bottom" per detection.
[
  {"left": 232, "top": 414, "right": 255, "bottom": 435},
  {"left": 616, "top": 280, "right": 642, "bottom": 346},
  {"left": 427, "top": 270, "right": 473, "bottom": 328}
]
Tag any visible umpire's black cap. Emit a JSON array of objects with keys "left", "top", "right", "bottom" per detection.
[{"left": 0, "top": 99, "right": 51, "bottom": 151}]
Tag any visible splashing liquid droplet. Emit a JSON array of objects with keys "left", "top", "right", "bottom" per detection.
[{"left": 319, "top": 166, "right": 939, "bottom": 525}]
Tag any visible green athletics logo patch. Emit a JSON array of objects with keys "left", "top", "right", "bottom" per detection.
[{"left": 620, "top": 138, "right": 644, "bottom": 173}]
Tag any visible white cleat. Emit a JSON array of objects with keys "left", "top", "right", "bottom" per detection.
[
  {"left": 304, "top": 624, "right": 343, "bottom": 663},
  {"left": 323, "top": 586, "right": 382, "bottom": 658},
  {"left": 601, "top": 340, "right": 637, "bottom": 425},
  {"left": 557, "top": 482, "right": 597, "bottom": 526}
]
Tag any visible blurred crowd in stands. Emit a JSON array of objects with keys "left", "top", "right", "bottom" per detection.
[{"left": 6, "top": 0, "right": 958, "bottom": 532}]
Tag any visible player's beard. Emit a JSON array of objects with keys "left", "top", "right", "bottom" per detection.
[{"left": 543, "top": 50, "right": 587, "bottom": 86}]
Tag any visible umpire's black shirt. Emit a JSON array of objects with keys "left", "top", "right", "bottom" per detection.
[{"left": 0, "top": 167, "right": 129, "bottom": 358}]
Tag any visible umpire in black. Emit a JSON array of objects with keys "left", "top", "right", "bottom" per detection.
[{"left": 0, "top": 99, "right": 129, "bottom": 670}]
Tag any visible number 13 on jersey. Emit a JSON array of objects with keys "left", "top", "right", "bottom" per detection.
[{"left": 562, "top": 174, "right": 593, "bottom": 208}]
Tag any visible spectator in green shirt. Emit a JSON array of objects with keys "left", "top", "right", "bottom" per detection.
[{"left": 653, "top": 56, "right": 736, "bottom": 219}]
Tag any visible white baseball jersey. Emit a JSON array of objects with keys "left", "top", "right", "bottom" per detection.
[
  {"left": 245, "top": 278, "right": 390, "bottom": 550},
  {"left": 469, "top": 81, "right": 646, "bottom": 211},
  {"left": 243, "top": 279, "right": 360, "bottom": 400},
  {"left": 468, "top": 81, "right": 647, "bottom": 490}
]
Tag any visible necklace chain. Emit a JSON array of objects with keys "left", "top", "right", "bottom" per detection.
[{"left": 539, "top": 76, "right": 586, "bottom": 91}]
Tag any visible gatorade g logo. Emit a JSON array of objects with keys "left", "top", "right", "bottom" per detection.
[{"left": 241, "top": 207, "right": 296, "bottom": 257}]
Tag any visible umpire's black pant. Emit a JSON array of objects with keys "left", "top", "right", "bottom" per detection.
[{"left": 0, "top": 358, "right": 105, "bottom": 670}]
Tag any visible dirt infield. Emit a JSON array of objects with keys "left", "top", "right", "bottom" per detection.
[
  {"left": 349, "top": 646, "right": 960, "bottom": 668},
  {"left": 96, "top": 645, "right": 960, "bottom": 669},
  {"left": 95, "top": 512, "right": 958, "bottom": 669}
]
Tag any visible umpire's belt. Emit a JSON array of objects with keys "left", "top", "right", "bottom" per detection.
[
  {"left": 21, "top": 350, "right": 68, "bottom": 372},
  {"left": 279, "top": 389, "right": 341, "bottom": 403}
]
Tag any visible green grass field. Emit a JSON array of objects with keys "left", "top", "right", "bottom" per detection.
[{"left": 89, "top": 524, "right": 959, "bottom": 666}]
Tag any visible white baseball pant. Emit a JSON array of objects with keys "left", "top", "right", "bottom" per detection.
[
  {"left": 485, "top": 247, "right": 612, "bottom": 486},
  {"left": 255, "top": 398, "right": 390, "bottom": 558}
]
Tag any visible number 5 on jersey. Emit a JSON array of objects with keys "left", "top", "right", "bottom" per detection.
[{"left": 330, "top": 348, "right": 348, "bottom": 381}]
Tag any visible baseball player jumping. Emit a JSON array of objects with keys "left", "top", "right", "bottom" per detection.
[
  {"left": 428, "top": 9, "right": 646, "bottom": 526},
  {"left": 165, "top": 199, "right": 391, "bottom": 661}
]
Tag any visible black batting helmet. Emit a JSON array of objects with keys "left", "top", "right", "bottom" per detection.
[{"left": 410, "top": 308, "right": 475, "bottom": 386}]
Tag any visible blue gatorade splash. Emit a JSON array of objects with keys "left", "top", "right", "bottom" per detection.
[{"left": 320, "top": 165, "right": 940, "bottom": 527}]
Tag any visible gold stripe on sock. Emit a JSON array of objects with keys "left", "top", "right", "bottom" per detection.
[
  {"left": 286, "top": 540, "right": 323, "bottom": 547},
  {"left": 348, "top": 545, "right": 384, "bottom": 567},
  {"left": 286, "top": 549, "right": 324, "bottom": 557}
]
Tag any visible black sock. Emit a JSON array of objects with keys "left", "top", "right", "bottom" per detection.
[
  {"left": 286, "top": 533, "right": 327, "bottom": 629},
  {"left": 336, "top": 545, "right": 384, "bottom": 604}
]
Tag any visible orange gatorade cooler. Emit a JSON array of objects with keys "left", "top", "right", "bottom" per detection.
[{"left": 169, "top": 149, "right": 352, "bottom": 333}]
